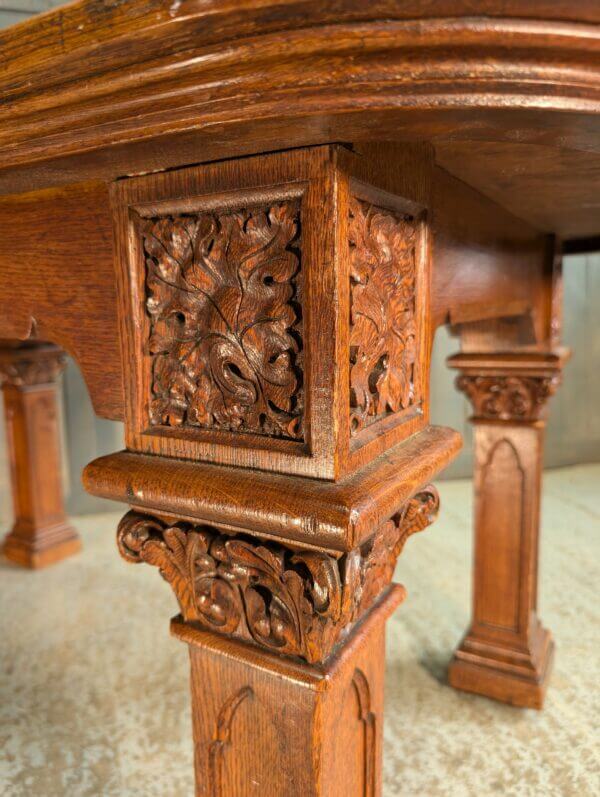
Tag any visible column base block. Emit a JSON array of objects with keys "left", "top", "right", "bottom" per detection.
[
  {"left": 172, "top": 585, "right": 404, "bottom": 797},
  {"left": 2, "top": 522, "right": 81, "bottom": 569},
  {"left": 448, "top": 627, "right": 554, "bottom": 710}
]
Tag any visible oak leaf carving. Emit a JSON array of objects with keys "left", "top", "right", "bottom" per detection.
[
  {"left": 117, "top": 485, "right": 439, "bottom": 664},
  {"left": 456, "top": 374, "right": 561, "bottom": 421},
  {"left": 143, "top": 202, "right": 303, "bottom": 438},
  {"left": 349, "top": 198, "right": 418, "bottom": 436}
]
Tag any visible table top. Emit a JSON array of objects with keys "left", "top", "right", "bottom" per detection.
[{"left": 1, "top": 0, "right": 599, "bottom": 243}]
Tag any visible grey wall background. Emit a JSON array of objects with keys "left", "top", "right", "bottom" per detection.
[
  {"left": 0, "top": 0, "right": 64, "bottom": 25},
  {"left": 0, "top": 4, "right": 598, "bottom": 521}
]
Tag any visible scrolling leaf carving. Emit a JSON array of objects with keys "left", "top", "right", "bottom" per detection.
[
  {"left": 349, "top": 198, "right": 419, "bottom": 436},
  {"left": 142, "top": 201, "right": 303, "bottom": 439},
  {"left": 117, "top": 485, "right": 439, "bottom": 664},
  {"left": 456, "top": 374, "right": 561, "bottom": 421},
  {"left": 0, "top": 348, "right": 66, "bottom": 388}
]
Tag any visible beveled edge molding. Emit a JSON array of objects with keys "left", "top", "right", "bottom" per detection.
[
  {"left": 2, "top": 11, "right": 599, "bottom": 173},
  {"left": 0, "top": 343, "right": 66, "bottom": 388},
  {"left": 83, "top": 425, "right": 461, "bottom": 552},
  {"left": 449, "top": 621, "right": 555, "bottom": 709},
  {"left": 3, "top": 521, "right": 81, "bottom": 569},
  {"left": 448, "top": 349, "right": 569, "bottom": 422},
  {"left": 116, "top": 485, "right": 439, "bottom": 664}
]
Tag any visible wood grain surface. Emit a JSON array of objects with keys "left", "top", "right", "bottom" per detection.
[
  {"left": 1, "top": 2, "right": 596, "bottom": 792},
  {"left": 0, "top": 0, "right": 598, "bottom": 243},
  {"left": 84, "top": 426, "right": 460, "bottom": 552}
]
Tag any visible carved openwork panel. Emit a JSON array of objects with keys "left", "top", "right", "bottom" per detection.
[
  {"left": 349, "top": 197, "right": 421, "bottom": 438},
  {"left": 117, "top": 485, "right": 439, "bottom": 664},
  {"left": 142, "top": 201, "right": 303, "bottom": 440},
  {"left": 456, "top": 374, "right": 561, "bottom": 422}
]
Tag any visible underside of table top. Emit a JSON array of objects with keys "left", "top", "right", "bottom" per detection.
[{"left": 0, "top": 0, "right": 599, "bottom": 242}]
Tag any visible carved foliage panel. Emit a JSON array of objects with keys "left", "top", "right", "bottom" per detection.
[
  {"left": 117, "top": 486, "right": 439, "bottom": 664},
  {"left": 349, "top": 196, "right": 422, "bottom": 438},
  {"left": 142, "top": 200, "right": 304, "bottom": 440},
  {"left": 115, "top": 151, "right": 431, "bottom": 478}
]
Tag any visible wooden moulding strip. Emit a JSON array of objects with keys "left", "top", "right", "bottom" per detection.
[
  {"left": 447, "top": 348, "right": 570, "bottom": 376},
  {"left": 83, "top": 424, "right": 461, "bottom": 552}
]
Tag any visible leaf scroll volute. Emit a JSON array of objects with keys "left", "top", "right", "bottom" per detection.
[
  {"left": 117, "top": 513, "right": 203, "bottom": 621},
  {"left": 223, "top": 539, "right": 305, "bottom": 652},
  {"left": 192, "top": 537, "right": 243, "bottom": 634},
  {"left": 116, "top": 494, "right": 439, "bottom": 666},
  {"left": 392, "top": 485, "right": 440, "bottom": 558}
]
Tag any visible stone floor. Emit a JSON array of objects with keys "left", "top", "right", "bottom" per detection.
[{"left": 0, "top": 465, "right": 598, "bottom": 796}]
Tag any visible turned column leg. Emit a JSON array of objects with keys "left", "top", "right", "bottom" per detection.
[
  {"left": 448, "top": 350, "right": 568, "bottom": 708},
  {"left": 0, "top": 343, "right": 80, "bottom": 568}
]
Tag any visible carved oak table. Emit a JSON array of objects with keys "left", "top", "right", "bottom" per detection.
[{"left": 1, "top": 2, "right": 598, "bottom": 794}]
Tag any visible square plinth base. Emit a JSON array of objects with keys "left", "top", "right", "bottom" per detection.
[
  {"left": 3, "top": 523, "right": 81, "bottom": 569},
  {"left": 448, "top": 634, "right": 555, "bottom": 710}
]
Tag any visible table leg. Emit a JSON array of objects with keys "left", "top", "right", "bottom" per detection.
[
  {"left": 84, "top": 142, "right": 461, "bottom": 793},
  {"left": 447, "top": 350, "right": 567, "bottom": 708},
  {"left": 0, "top": 343, "right": 80, "bottom": 568},
  {"left": 103, "top": 487, "right": 440, "bottom": 797},
  {"left": 177, "top": 590, "right": 399, "bottom": 797}
]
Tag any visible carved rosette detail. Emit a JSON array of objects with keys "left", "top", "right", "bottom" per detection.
[
  {"left": 456, "top": 374, "right": 562, "bottom": 421},
  {"left": 142, "top": 201, "right": 303, "bottom": 439},
  {"left": 117, "top": 486, "right": 439, "bottom": 664},
  {"left": 349, "top": 197, "right": 419, "bottom": 436},
  {"left": 0, "top": 349, "right": 66, "bottom": 388}
]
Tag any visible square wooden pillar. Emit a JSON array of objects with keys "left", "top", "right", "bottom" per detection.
[
  {"left": 173, "top": 587, "right": 403, "bottom": 797},
  {"left": 448, "top": 350, "right": 568, "bottom": 708},
  {"left": 1, "top": 343, "right": 80, "bottom": 568}
]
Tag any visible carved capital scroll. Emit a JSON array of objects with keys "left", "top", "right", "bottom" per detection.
[
  {"left": 142, "top": 201, "right": 304, "bottom": 439},
  {"left": 349, "top": 197, "right": 419, "bottom": 436},
  {"left": 455, "top": 373, "right": 561, "bottom": 422},
  {"left": 117, "top": 485, "right": 439, "bottom": 664},
  {"left": 0, "top": 344, "right": 66, "bottom": 388},
  {"left": 448, "top": 351, "right": 568, "bottom": 423}
]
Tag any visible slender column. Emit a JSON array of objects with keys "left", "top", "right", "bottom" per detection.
[
  {"left": 0, "top": 343, "right": 80, "bottom": 568},
  {"left": 86, "top": 144, "right": 462, "bottom": 795},
  {"left": 448, "top": 350, "right": 568, "bottom": 708}
]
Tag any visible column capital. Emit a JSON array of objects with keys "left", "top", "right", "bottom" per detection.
[
  {"left": 0, "top": 343, "right": 66, "bottom": 389},
  {"left": 447, "top": 349, "right": 569, "bottom": 422},
  {"left": 115, "top": 484, "right": 439, "bottom": 665}
]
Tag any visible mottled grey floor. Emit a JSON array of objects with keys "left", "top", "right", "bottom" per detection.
[{"left": 1, "top": 465, "right": 598, "bottom": 796}]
